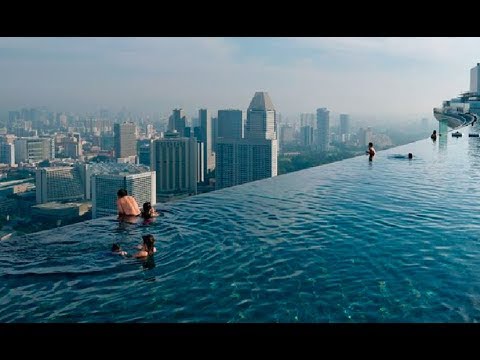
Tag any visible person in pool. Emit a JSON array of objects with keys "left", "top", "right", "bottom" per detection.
[
  {"left": 431, "top": 130, "right": 437, "bottom": 141},
  {"left": 134, "top": 234, "right": 156, "bottom": 258},
  {"left": 389, "top": 153, "right": 413, "bottom": 160},
  {"left": 141, "top": 202, "right": 159, "bottom": 220},
  {"left": 112, "top": 243, "right": 128, "bottom": 256},
  {"left": 117, "top": 189, "right": 141, "bottom": 223},
  {"left": 366, "top": 142, "right": 376, "bottom": 161}
]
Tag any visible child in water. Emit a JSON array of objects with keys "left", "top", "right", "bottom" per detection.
[{"left": 111, "top": 243, "right": 128, "bottom": 256}]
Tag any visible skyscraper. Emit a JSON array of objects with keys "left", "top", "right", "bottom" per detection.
[
  {"left": 199, "top": 109, "right": 215, "bottom": 176},
  {"left": 316, "top": 108, "right": 330, "bottom": 152},
  {"left": 245, "top": 92, "right": 276, "bottom": 140},
  {"left": 0, "top": 142, "right": 15, "bottom": 166},
  {"left": 36, "top": 167, "right": 84, "bottom": 204},
  {"left": 217, "top": 109, "right": 243, "bottom": 139},
  {"left": 470, "top": 63, "right": 480, "bottom": 94},
  {"left": 300, "top": 126, "right": 314, "bottom": 147},
  {"left": 168, "top": 109, "right": 186, "bottom": 136},
  {"left": 152, "top": 132, "right": 198, "bottom": 200},
  {"left": 215, "top": 92, "right": 278, "bottom": 190},
  {"left": 339, "top": 114, "right": 351, "bottom": 142},
  {"left": 216, "top": 138, "right": 277, "bottom": 190},
  {"left": 114, "top": 122, "right": 136, "bottom": 159},
  {"left": 137, "top": 139, "right": 153, "bottom": 168}
]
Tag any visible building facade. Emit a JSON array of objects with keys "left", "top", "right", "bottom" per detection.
[
  {"left": 217, "top": 109, "right": 243, "bottom": 140},
  {"left": 216, "top": 138, "right": 277, "bottom": 190},
  {"left": 152, "top": 132, "right": 198, "bottom": 199},
  {"left": 199, "top": 109, "right": 215, "bottom": 177},
  {"left": 36, "top": 166, "right": 85, "bottom": 204},
  {"left": 114, "top": 122, "right": 137, "bottom": 159},
  {"left": 0, "top": 142, "right": 15, "bottom": 166},
  {"left": 316, "top": 108, "right": 330, "bottom": 152},
  {"left": 14, "top": 137, "right": 54, "bottom": 164}
]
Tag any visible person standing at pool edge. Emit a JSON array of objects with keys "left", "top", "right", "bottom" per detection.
[
  {"left": 117, "top": 189, "right": 141, "bottom": 220},
  {"left": 366, "top": 142, "right": 376, "bottom": 161},
  {"left": 431, "top": 130, "right": 437, "bottom": 141}
]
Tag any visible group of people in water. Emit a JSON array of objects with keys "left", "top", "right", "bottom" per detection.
[
  {"left": 368, "top": 128, "right": 444, "bottom": 162},
  {"left": 367, "top": 142, "right": 413, "bottom": 161},
  {"left": 112, "top": 189, "right": 161, "bottom": 259}
]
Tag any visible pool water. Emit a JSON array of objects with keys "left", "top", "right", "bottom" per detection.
[{"left": 2, "top": 125, "right": 480, "bottom": 322}]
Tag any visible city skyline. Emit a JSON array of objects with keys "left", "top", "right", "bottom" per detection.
[{"left": 2, "top": 38, "right": 480, "bottom": 120}]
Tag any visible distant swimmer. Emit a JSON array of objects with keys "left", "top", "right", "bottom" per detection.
[
  {"left": 388, "top": 153, "right": 413, "bottom": 160},
  {"left": 366, "top": 142, "right": 376, "bottom": 161},
  {"left": 431, "top": 130, "right": 437, "bottom": 141}
]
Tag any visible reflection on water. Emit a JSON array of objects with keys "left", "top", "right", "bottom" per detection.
[{"left": 1, "top": 132, "right": 480, "bottom": 323}]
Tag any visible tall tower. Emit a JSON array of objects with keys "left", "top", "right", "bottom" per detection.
[
  {"left": 245, "top": 92, "right": 276, "bottom": 140},
  {"left": 216, "top": 92, "right": 277, "bottom": 190},
  {"left": 114, "top": 122, "right": 136, "bottom": 158},
  {"left": 169, "top": 109, "right": 186, "bottom": 136},
  {"left": 470, "top": 63, "right": 480, "bottom": 94},
  {"left": 199, "top": 109, "right": 215, "bottom": 176},
  {"left": 316, "top": 108, "right": 330, "bottom": 152},
  {"left": 152, "top": 134, "right": 198, "bottom": 200},
  {"left": 339, "top": 114, "right": 350, "bottom": 142}
]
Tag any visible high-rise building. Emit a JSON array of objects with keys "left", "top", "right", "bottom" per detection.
[
  {"left": 245, "top": 92, "right": 276, "bottom": 140},
  {"left": 300, "top": 113, "right": 316, "bottom": 128},
  {"left": 137, "top": 139, "right": 153, "bottom": 168},
  {"left": 198, "top": 109, "right": 215, "bottom": 177},
  {"left": 212, "top": 117, "right": 218, "bottom": 153},
  {"left": 216, "top": 138, "right": 277, "bottom": 190},
  {"left": 152, "top": 132, "right": 198, "bottom": 199},
  {"left": 63, "top": 132, "right": 82, "bottom": 159},
  {"left": 217, "top": 109, "right": 243, "bottom": 139},
  {"left": 339, "top": 114, "right": 351, "bottom": 143},
  {"left": 114, "top": 122, "right": 136, "bottom": 159},
  {"left": 71, "top": 133, "right": 82, "bottom": 156},
  {"left": 36, "top": 166, "right": 84, "bottom": 204},
  {"left": 90, "top": 164, "right": 155, "bottom": 218},
  {"left": 168, "top": 109, "right": 186, "bottom": 136},
  {"left": 300, "top": 126, "right": 314, "bottom": 147},
  {"left": 197, "top": 141, "right": 204, "bottom": 184},
  {"left": 316, "top": 108, "right": 330, "bottom": 152},
  {"left": 216, "top": 92, "right": 278, "bottom": 190},
  {"left": 470, "top": 63, "right": 480, "bottom": 94},
  {"left": 0, "top": 142, "right": 15, "bottom": 166},
  {"left": 14, "top": 137, "right": 54, "bottom": 164}
]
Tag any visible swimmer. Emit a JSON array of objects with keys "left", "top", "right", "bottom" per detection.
[{"left": 134, "top": 235, "right": 156, "bottom": 258}]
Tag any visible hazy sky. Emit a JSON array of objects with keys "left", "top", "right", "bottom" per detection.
[{"left": 1, "top": 37, "right": 480, "bottom": 120}]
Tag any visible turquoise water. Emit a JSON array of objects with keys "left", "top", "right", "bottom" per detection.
[{"left": 2, "top": 126, "right": 480, "bottom": 322}]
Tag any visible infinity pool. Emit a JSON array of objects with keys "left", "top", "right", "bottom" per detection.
[{"left": 2, "top": 126, "right": 480, "bottom": 322}]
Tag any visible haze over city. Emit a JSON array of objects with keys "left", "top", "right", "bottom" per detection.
[{"left": 2, "top": 37, "right": 480, "bottom": 120}]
